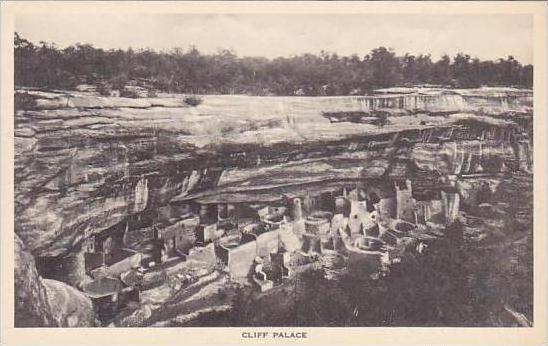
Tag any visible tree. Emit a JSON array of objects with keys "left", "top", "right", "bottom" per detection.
[
  {"left": 13, "top": 33, "right": 533, "bottom": 95},
  {"left": 453, "top": 53, "right": 479, "bottom": 88},
  {"left": 432, "top": 55, "right": 452, "bottom": 86},
  {"left": 365, "top": 47, "right": 403, "bottom": 88},
  {"left": 402, "top": 54, "right": 418, "bottom": 85}
]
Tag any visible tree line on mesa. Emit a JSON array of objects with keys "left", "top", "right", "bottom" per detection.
[{"left": 15, "top": 33, "right": 533, "bottom": 96}]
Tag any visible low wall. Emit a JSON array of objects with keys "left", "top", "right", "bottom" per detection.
[
  {"left": 220, "top": 227, "right": 302, "bottom": 280},
  {"left": 427, "top": 200, "right": 445, "bottom": 224},
  {"left": 159, "top": 220, "right": 197, "bottom": 253},
  {"left": 92, "top": 251, "right": 141, "bottom": 279},
  {"left": 302, "top": 234, "right": 321, "bottom": 253},
  {"left": 256, "top": 230, "right": 280, "bottom": 257},
  {"left": 84, "top": 252, "right": 105, "bottom": 273},
  {"left": 278, "top": 227, "right": 301, "bottom": 252},
  {"left": 227, "top": 241, "right": 257, "bottom": 279},
  {"left": 215, "top": 243, "right": 230, "bottom": 265}
]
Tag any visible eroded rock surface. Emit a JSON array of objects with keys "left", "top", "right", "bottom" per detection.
[
  {"left": 43, "top": 279, "right": 97, "bottom": 327},
  {"left": 14, "top": 234, "right": 57, "bottom": 327},
  {"left": 15, "top": 89, "right": 532, "bottom": 256},
  {"left": 15, "top": 234, "right": 96, "bottom": 327},
  {"left": 13, "top": 87, "right": 533, "bottom": 327}
]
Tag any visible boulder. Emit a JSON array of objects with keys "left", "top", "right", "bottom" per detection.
[
  {"left": 14, "top": 234, "right": 57, "bottom": 327},
  {"left": 43, "top": 279, "right": 97, "bottom": 327}
]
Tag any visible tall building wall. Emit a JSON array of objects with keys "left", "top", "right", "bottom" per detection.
[
  {"left": 396, "top": 190, "right": 416, "bottom": 222},
  {"left": 377, "top": 197, "right": 397, "bottom": 222},
  {"left": 442, "top": 191, "right": 461, "bottom": 225},
  {"left": 256, "top": 231, "right": 280, "bottom": 257},
  {"left": 396, "top": 180, "right": 416, "bottom": 223},
  {"left": 227, "top": 241, "right": 257, "bottom": 279},
  {"left": 292, "top": 198, "right": 303, "bottom": 221}
]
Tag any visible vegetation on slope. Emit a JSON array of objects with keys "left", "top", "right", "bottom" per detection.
[{"left": 15, "top": 33, "right": 532, "bottom": 96}]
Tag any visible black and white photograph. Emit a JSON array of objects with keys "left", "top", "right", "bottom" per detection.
[{"left": 1, "top": 2, "right": 547, "bottom": 345}]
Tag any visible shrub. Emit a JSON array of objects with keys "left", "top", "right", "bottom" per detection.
[
  {"left": 120, "top": 88, "right": 141, "bottom": 98},
  {"left": 219, "top": 124, "right": 236, "bottom": 135},
  {"left": 184, "top": 95, "right": 203, "bottom": 107},
  {"left": 97, "top": 84, "right": 113, "bottom": 96},
  {"left": 376, "top": 112, "right": 389, "bottom": 126},
  {"left": 218, "top": 288, "right": 228, "bottom": 301}
]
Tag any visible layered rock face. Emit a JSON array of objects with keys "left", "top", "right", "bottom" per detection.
[{"left": 14, "top": 87, "right": 532, "bottom": 326}]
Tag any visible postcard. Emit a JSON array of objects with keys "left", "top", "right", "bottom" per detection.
[{"left": 1, "top": 1, "right": 546, "bottom": 345}]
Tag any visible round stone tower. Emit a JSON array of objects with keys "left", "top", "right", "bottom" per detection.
[{"left": 292, "top": 198, "right": 303, "bottom": 221}]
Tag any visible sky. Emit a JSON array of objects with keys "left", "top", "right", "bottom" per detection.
[{"left": 15, "top": 13, "right": 533, "bottom": 64}]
